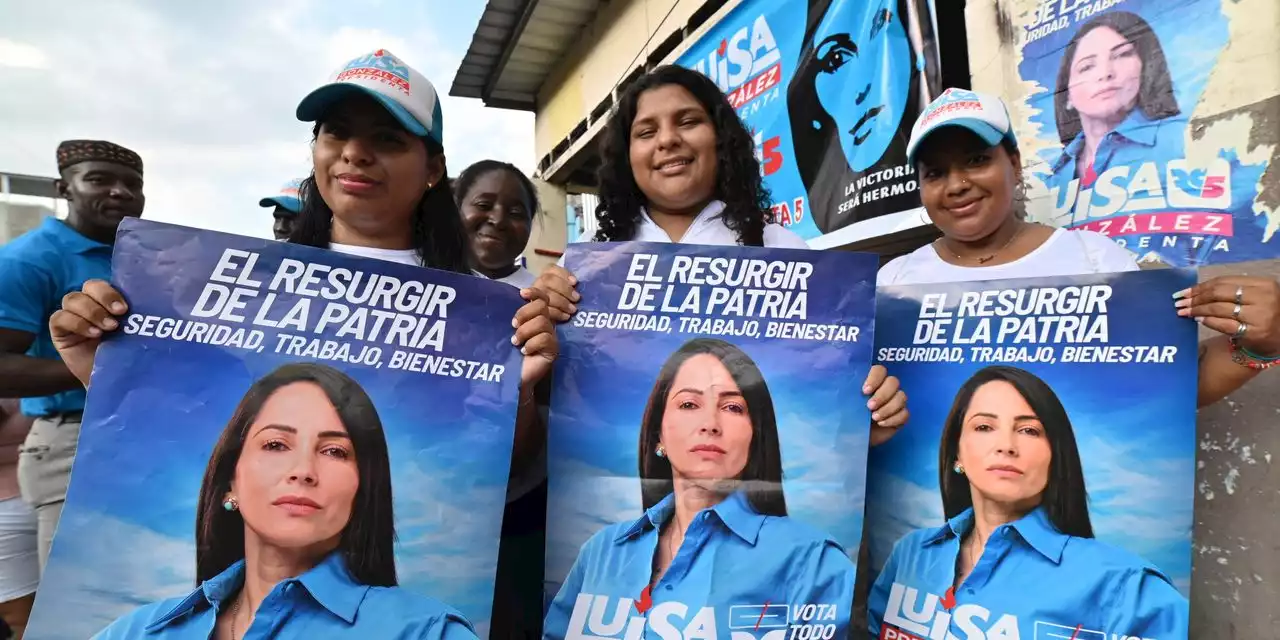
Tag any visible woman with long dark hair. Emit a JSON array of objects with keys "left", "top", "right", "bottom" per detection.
[
  {"left": 94, "top": 363, "right": 475, "bottom": 638},
  {"left": 1050, "top": 11, "right": 1183, "bottom": 188},
  {"left": 49, "top": 49, "right": 557, "bottom": 493},
  {"left": 867, "top": 366, "right": 1187, "bottom": 639},
  {"left": 533, "top": 64, "right": 909, "bottom": 443},
  {"left": 544, "top": 338, "right": 854, "bottom": 640}
]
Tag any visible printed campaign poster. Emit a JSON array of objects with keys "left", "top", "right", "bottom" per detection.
[
  {"left": 27, "top": 219, "right": 522, "bottom": 639},
  {"left": 544, "top": 241, "right": 878, "bottom": 640},
  {"left": 863, "top": 269, "right": 1198, "bottom": 640},
  {"left": 675, "top": 0, "right": 943, "bottom": 242},
  {"left": 968, "top": 0, "right": 1279, "bottom": 266}
]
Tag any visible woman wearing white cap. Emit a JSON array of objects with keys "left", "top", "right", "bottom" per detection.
[
  {"left": 879, "top": 88, "right": 1280, "bottom": 407},
  {"left": 47, "top": 49, "right": 559, "bottom": 639}
]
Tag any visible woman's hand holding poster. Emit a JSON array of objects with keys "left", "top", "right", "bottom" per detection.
[
  {"left": 544, "top": 242, "right": 879, "bottom": 640},
  {"left": 28, "top": 219, "right": 522, "bottom": 639},
  {"left": 864, "top": 269, "right": 1198, "bottom": 640}
]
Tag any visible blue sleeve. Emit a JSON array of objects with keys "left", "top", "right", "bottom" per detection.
[
  {"left": 0, "top": 253, "right": 55, "bottom": 335},
  {"left": 1105, "top": 567, "right": 1189, "bottom": 639},
  {"left": 787, "top": 540, "right": 856, "bottom": 636},
  {"left": 414, "top": 612, "right": 479, "bottom": 640},
  {"left": 543, "top": 545, "right": 589, "bottom": 640},
  {"left": 89, "top": 602, "right": 166, "bottom": 640},
  {"left": 865, "top": 542, "right": 903, "bottom": 640}
]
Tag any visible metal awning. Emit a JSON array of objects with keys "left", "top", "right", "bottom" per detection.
[{"left": 449, "top": 0, "right": 605, "bottom": 111}]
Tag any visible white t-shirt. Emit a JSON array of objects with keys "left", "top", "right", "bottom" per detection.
[
  {"left": 558, "top": 200, "right": 809, "bottom": 266},
  {"left": 493, "top": 266, "right": 536, "bottom": 289},
  {"left": 876, "top": 228, "right": 1140, "bottom": 286},
  {"left": 329, "top": 242, "right": 422, "bottom": 266}
]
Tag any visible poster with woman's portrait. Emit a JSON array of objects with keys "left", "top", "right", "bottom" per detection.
[
  {"left": 26, "top": 219, "right": 523, "bottom": 639},
  {"left": 968, "top": 0, "right": 1279, "bottom": 266},
  {"left": 544, "top": 242, "right": 877, "bottom": 640},
  {"left": 675, "top": 0, "right": 943, "bottom": 244},
  {"left": 863, "top": 268, "right": 1199, "bottom": 640}
]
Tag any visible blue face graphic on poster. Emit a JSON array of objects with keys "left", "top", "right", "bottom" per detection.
[
  {"left": 675, "top": 0, "right": 943, "bottom": 240},
  {"left": 812, "top": 0, "right": 911, "bottom": 172}
]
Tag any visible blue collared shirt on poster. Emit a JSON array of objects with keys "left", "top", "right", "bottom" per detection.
[
  {"left": 544, "top": 491, "right": 854, "bottom": 640},
  {"left": 1043, "top": 108, "right": 1188, "bottom": 223},
  {"left": 0, "top": 217, "right": 112, "bottom": 417},
  {"left": 867, "top": 507, "right": 1189, "bottom": 640},
  {"left": 94, "top": 552, "right": 477, "bottom": 640}
]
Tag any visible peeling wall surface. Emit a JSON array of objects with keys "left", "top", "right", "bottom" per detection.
[{"left": 1192, "top": 258, "right": 1280, "bottom": 639}]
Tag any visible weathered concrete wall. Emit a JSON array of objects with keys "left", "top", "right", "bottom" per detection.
[{"left": 1191, "top": 257, "right": 1280, "bottom": 639}]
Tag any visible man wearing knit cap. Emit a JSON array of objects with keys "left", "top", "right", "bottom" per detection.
[{"left": 0, "top": 139, "right": 144, "bottom": 572}]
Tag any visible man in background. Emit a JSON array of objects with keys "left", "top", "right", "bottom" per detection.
[
  {"left": 259, "top": 178, "right": 303, "bottom": 240},
  {"left": 0, "top": 140, "right": 144, "bottom": 572}
]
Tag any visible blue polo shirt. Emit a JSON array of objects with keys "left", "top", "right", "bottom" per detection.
[
  {"left": 867, "top": 507, "right": 1189, "bottom": 640},
  {"left": 544, "top": 491, "right": 855, "bottom": 640},
  {"left": 94, "top": 552, "right": 477, "bottom": 639},
  {"left": 0, "top": 217, "right": 113, "bottom": 417}
]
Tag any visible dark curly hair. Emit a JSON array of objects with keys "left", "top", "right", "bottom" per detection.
[
  {"left": 289, "top": 124, "right": 473, "bottom": 274},
  {"left": 453, "top": 159, "right": 541, "bottom": 218},
  {"left": 593, "top": 65, "right": 774, "bottom": 246}
]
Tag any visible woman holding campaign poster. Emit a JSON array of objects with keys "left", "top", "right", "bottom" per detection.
[
  {"left": 544, "top": 338, "right": 855, "bottom": 640},
  {"left": 866, "top": 365, "right": 1186, "bottom": 639},
  {"left": 878, "top": 87, "right": 1280, "bottom": 407},
  {"left": 535, "top": 64, "right": 909, "bottom": 441},
  {"left": 92, "top": 363, "right": 475, "bottom": 638}
]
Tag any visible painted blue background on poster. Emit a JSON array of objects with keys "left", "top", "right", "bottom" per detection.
[
  {"left": 1018, "top": 0, "right": 1273, "bottom": 266},
  {"left": 27, "top": 219, "right": 523, "bottom": 639},
  {"left": 544, "top": 241, "right": 878, "bottom": 603},
  {"left": 865, "top": 268, "right": 1199, "bottom": 596},
  {"left": 675, "top": 0, "right": 941, "bottom": 242}
]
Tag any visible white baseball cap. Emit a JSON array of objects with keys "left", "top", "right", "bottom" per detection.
[
  {"left": 296, "top": 49, "right": 444, "bottom": 145},
  {"left": 906, "top": 88, "right": 1017, "bottom": 166}
]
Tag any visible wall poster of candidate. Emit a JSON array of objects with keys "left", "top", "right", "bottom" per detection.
[
  {"left": 544, "top": 242, "right": 878, "bottom": 640},
  {"left": 967, "top": 0, "right": 1279, "bottom": 267},
  {"left": 675, "top": 0, "right": 944, "bottom": 243},
  {"left": 863, "top": 269, "right": 1199, "bottom": 640},
  {"left": 26, "top": 219, "right": 522, "bottom": 639}
]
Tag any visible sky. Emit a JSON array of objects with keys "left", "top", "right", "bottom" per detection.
[{"left": 0, "top": 0, "right": 535, "bottom": 240}]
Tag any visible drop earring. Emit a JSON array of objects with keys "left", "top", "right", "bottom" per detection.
[
  {"left": 656, "top": 443, "right": 666, "bottom": 458},
  {"left": 223, "top": 496, "right": 239, "bottom": 511},
  {"left": 953, "top": 461, "right": 965, "bottom": 475}
]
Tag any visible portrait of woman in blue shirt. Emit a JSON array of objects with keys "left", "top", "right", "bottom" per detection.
[
  {"left": 1043, "top": 11, "right": 1187, "bottom": 222},
  {"left": 867, "top": 365, "right": 1188, "bottom": 640},
  {"left": 94, "top": 363, "right": 476, "bottom": 639},
  {"left": 545, "top": 338, "right": 855, "bottom": 640}
]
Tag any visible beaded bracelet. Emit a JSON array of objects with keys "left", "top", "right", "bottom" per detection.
[{"left": 1228, "top": 339, "right": 1279, "bottom": 371}]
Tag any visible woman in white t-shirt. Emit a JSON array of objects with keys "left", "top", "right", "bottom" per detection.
[
  {"left": 47, "top": 49, "right": 558, "bottom": 472},
  {"left": 534, "top": 64, "right": 909, "bottom": 437},
  {"left": 455, "top": 160, "right": 538, "bottom": 290},
  {"left": 883, "top": 88, "right": 1280, "bottom": 406}
]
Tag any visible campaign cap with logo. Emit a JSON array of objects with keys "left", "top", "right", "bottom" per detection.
[
  {"left": 906, "top": 88, "right": 1018, "bottom": 166},
  {"left": 296, "top": 49, "right": 444, "bottom": 145},
  {"left": 258, "top": 178, "right": 304, "bottom": 215}
]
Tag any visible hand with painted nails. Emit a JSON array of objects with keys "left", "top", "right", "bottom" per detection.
[
  {"left": 1175, "top": 276, "right": 1280, "bottom": 357},
  {"left": 863, "top": 364, "right": 909, "bottom": 446},
  {"left": 49, "top": 279, "right": 129, "bottom": 388},
  {"left": 514, "top": 287, "right": 559, "bottom": 387},
  {"left": 534, "top": 264, "right": 580, "bottom": 323}
]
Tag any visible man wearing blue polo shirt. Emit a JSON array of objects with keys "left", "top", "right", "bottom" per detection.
[{"left": 0, "top": 139, "right": 144, "bottom": 572}]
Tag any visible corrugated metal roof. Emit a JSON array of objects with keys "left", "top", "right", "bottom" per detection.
[{"left": 449, "top": 0, "right": 604, "bottom": 111}]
